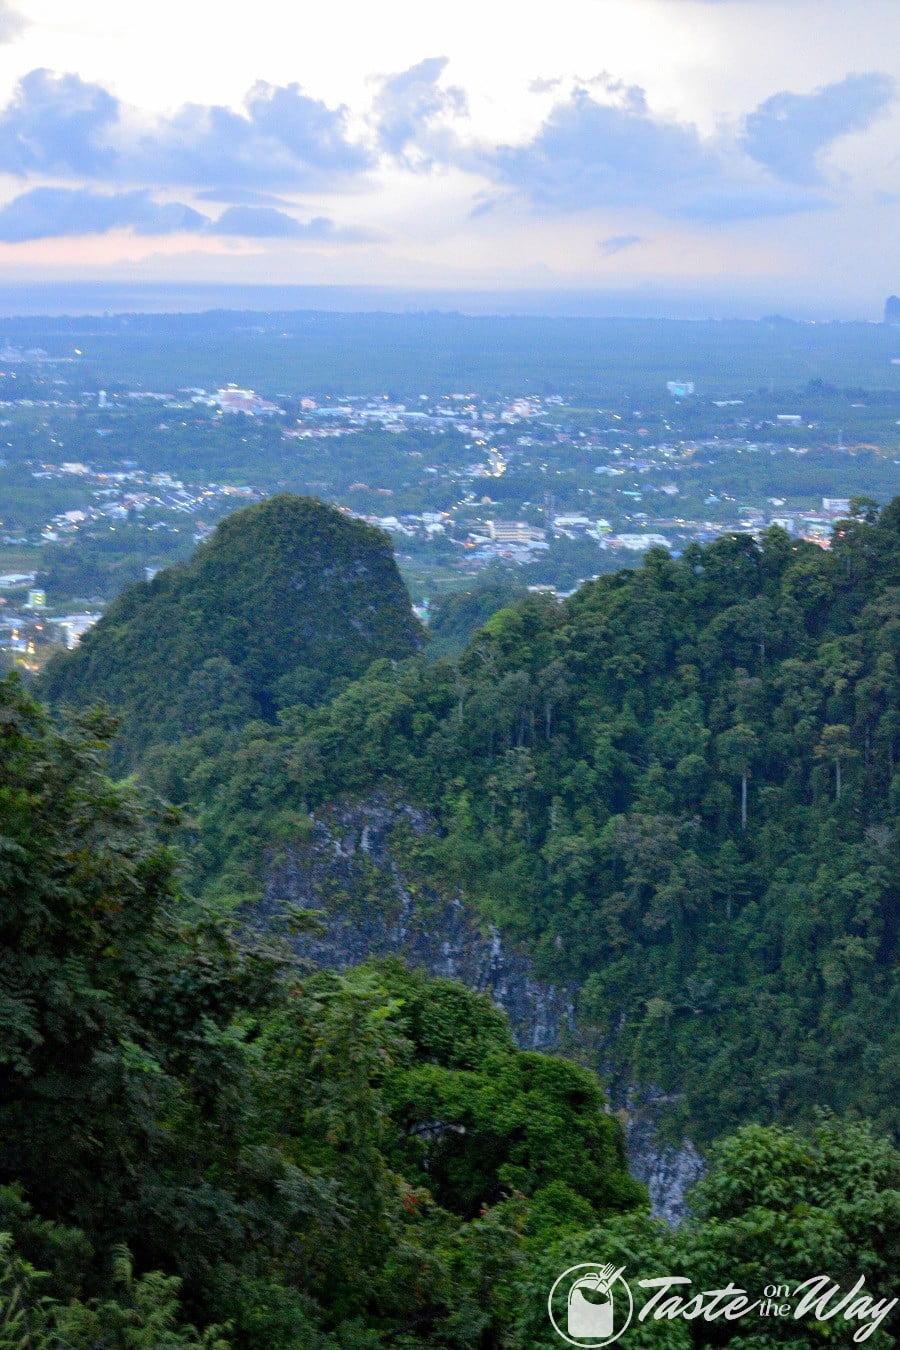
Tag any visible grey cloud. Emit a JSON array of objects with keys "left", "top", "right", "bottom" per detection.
[
  {"left": 244, "top": 81, "right": 372, "bottom": 174},
  {"left": 529, "top": 77, "right": 564, "bottom": 94},
  {"left": 373, "top": 57, "right": 467, "bottom": 157},
  {"left": 0, "top": 187, "right": 207, "bottom": 241},
  {"left": 195, "top": 187, "right": 292, "bottom": 206},
  {"left": 209, "top": 206, "right": 379, "bottom": 242},
  {"left": 484, "top": 86, "right": 718, "bottom": 212},
  {"left": 599, "top": 233, "right": 644, "bottom": 255},
  {"left": 0, "top": 186, "right": 379, "bottom": 245},
  {"left": 0, "top": 69, "right": 119, "bottom": 176},
  {"left": 212, "top": 206, "right": 334, "bottom": 238},
  {"left": 131, "top": 83, "right": 371, "bottom": 189},
  {"left": 742, "top": 72, "right": 897, "bottom": 183},
  {"left": 479, "top": 84, "right": 838, "bottom": 220},
  {"left": 0, "top": 71, "right": 372, "bottom": 191}
]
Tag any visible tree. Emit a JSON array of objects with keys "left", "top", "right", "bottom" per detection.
[
  {"left": 716, "top": 724, "right": 759, "bottom": 831},
  {"left": 814, "top": 723, "right": 858, "bottom": 802},
  {"left": 40, "top": 496, "right": 423, "bottom": 768},
  {"left": 849, "top": 496, "right": 880, "bottom": 524},
  {"left": 679, "top": 1116, "right": 900, "bottom": 1347},
  {"left": 1, "top": 675, "right": 654, "bottom": 1345}
]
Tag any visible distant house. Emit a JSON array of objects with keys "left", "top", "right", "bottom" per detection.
[
  {"left": 487, "top": 521, "right": 546, "bottom": 544},
  {"left": 607, "top": 534, "right": 671, "bottom": 552}
]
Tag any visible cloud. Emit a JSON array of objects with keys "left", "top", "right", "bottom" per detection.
[
  {"left": 0, "top": 61, "right": 890, "bottom": 238},
  {"left": 599, "top": 233, "right": 644, "bottom": 255},
  {"left": 0, "top": 188, "right": 381, "bottom": 245},
  {"left": 529, "top": 77, "right": 565, "bottom": 95},
  {"left": 130, "top": 82, "right": 372, "bottom": 190},
  {"left": 372, "top": 57, "right": 467, "bottom": 158},
  {"left": 195, "top": 186, "right": 293, "bottom": 206},
  {"left": 212, "top": 206, "right": 332, "bottom": 237},
  {"left": 742, "top": 72, "right": 896, "bottom": 183},
  {"left": 477, "top": 81, "right": 842, "bottom": 220},
  {"left": 0, "top": 187, "right": 207, "bottom": 241},
  {"left": 210, "top": 206, "right": 379, "bottom": 242},
  {"left": 0, "top": 71, "right": 372, "bottom": 191},
  {"left": 0, "top": 3, "right": 24, "bottom": 41},
  {"left": 0, "top": 69, "right": 119, "bottom": 176},
  {"left": 487, "top": 86, "right": 717, "bottom": 212}
]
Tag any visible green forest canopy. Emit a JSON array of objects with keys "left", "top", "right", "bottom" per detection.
[
  {"left": 2, "top": 675, "right": 898, "bottom": 1347},
  {"left": 40, "top": 495, "right": 423, "bottom": 768},
  {"left": 130, "top": 502, "right": 900, "bottom": 1149}
]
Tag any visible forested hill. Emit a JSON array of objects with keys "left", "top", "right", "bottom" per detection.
[
  {"left": 40, "top": 495, "right": 423, "bottom": 767},
  {"left": 142, "top": 502, "right": 900, "bottom": 1148},
  {"left": 3, "top": 674, "right": 898, "bottom": 1346}
]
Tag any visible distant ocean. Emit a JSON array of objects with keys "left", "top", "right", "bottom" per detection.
[{"left": 0, "top": 281, "right": 876, "bottom": 322}]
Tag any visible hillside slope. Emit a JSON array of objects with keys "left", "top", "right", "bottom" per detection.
[
  {"left": 41, "top": 494, "right": 422, "bottom": 766},
  {"left": 142, "top": 504, "right": 900, "bottom": 1148}
]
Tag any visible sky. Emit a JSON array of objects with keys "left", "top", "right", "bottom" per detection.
[{"left": 0, "top": 0, "right": 897, "bottom": 316}]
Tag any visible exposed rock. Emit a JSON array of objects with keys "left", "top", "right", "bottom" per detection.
[
  {"left": 258, "top": 792, "right": 576, "bottom": 1051},
  {"left": 254, "top": 789, "right": 703, "bottom": 1219},
  {"left": 624, "top": 1087, "right": 705, "bottom": 1224}
]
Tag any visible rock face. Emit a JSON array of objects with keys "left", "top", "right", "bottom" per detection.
[
  {"left": 256, "top": 790, "right": 703, "bottom": 1220},
  {"left": 259, "top": 793, "right": 576, "bottom": 1052},
  {"left": 623, "top": 1088, "right": 705, "bottom": 1225}
]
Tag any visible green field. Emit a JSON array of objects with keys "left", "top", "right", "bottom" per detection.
[{"left": 3, "top": 311, "right": 900, "bottom": 399}]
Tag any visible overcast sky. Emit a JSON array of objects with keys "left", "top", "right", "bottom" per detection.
[{"left": 0, "top": 0, "right": 897, "bottom": 315}]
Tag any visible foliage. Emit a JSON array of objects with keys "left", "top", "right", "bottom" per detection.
[
  {"left": 426, "top": 579, "right": 530, "bottom": 660},
  {"left": 0, "top": 675, "right": 646, "bottom": 1346},
  {"left": 37, "top": 524, "right": 194, "bottom": 604},
  {"left": 39, "top": 496, "right": 423, "bottom": 768},
  {"left": 138, "top": 505, "right": 900, "bottom": 1146},
  {"left": 675, "top": 1115, "right": 900, "bottom": 1346}
]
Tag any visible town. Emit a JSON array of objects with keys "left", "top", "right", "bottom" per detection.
[{"left": 1, "top": 335, "right": 898, "bottom": 669}]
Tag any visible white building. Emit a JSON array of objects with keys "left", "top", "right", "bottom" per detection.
[{"left": 609, "top": 534, "right": 671, "bottom": 551}]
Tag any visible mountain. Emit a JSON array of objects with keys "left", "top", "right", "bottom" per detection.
[
  {"left": 4, "top": 672, "right": 898, "bottom": 1347},
  {"left": 0, "top": 674, "right": 646, "bottom": 1345},
  {"left": 141, "top": 502, "right": 900, "bottom": 1156},
  {"left": 41, "top": 494, "right": 422, "bottom": 767}
]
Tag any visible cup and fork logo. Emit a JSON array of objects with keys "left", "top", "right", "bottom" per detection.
[{"left": 548, "top": 1261, "right": 633, "bottom": 1346}]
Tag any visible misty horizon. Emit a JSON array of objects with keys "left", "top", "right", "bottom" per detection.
[{"left": 0, "top": 279, "right": 895, "bottom": 324}]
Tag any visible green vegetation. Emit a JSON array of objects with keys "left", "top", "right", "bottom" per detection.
[
  {"left": 426, "top": 578, "right": 531, "bottom": 659},
  {"left": 9, "top": 315, "right": 900, "bottom": 1343},
  {"left": 40, "top": 496, "right": 423, "bottom": 767},
  {"left": 37, "top": 524, "right": 194, "bottom": 603},
  {"left": 518, "top": 1114, "right": 900, "bottom": 1348},
  {"left": 5, "top": 310, "right": 900, "bottom": 397},
  {"left": 0, "top": 675, "right": 645, "bottom": 1345},
  {"left": 134, "top": 502, "right": 900, "bottom": 1148},
  {"left": 4, "top": 674, "right": 897, "bottom": 1346},
  {"left": 3, "top": 312, "right": 900, "bottom": 614},
  {"left": 1, "top": 669, "right": 900, "bottom": 1344}
]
